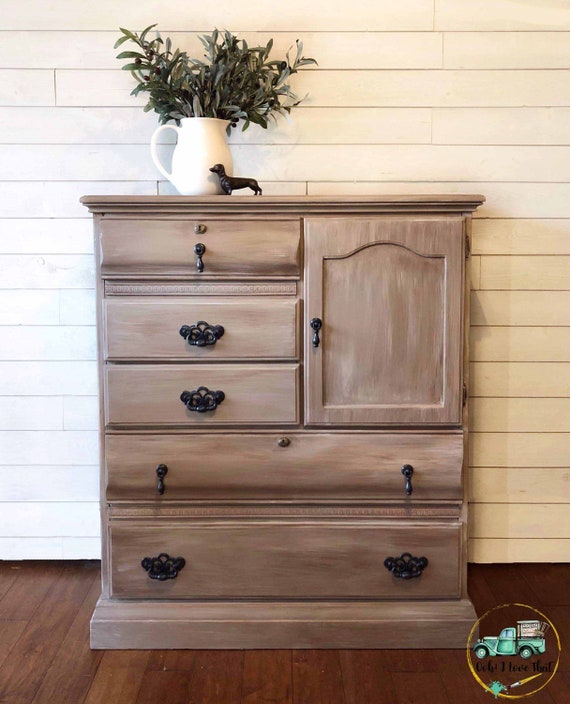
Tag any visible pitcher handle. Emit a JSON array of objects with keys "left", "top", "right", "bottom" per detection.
[{"left": 150, "top": 124, "right": 180, "bottom": 181}]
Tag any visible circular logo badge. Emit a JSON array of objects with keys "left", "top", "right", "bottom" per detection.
[{"left": 466, "top": 603, "right": 561, "bottom": 699}]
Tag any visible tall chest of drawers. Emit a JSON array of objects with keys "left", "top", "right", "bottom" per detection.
[{"left": 82, "top": 194, "right": 484, "bottom": 649}]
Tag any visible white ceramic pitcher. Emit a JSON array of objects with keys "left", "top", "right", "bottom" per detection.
[{"left": 150, "top": 117, "right": 233, "bottom": 195}]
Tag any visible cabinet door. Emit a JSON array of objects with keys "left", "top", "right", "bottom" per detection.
[{"left": 305, "top": 218, "right": 464, "bottom": 425}]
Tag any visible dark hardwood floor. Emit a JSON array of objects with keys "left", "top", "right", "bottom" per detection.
[{"left": 0, "top": 562, "right": 568, "bottom": 703}]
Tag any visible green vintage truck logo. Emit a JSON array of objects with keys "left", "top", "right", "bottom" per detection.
[{"left": 473, "top": 619, "right": 549, "bottom": 659}]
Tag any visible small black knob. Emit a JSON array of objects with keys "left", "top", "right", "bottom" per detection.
[
  {"left": 384, "top": 553, "right": 428, "bottom": 580},
  {"left": 155, "top": 464, "right": 168, "bottom": 495},
  {"left": 277, "top": 437, "right": 291, "bottom": 447},
  {"left": 194, "top": 243, "right": 206, "bottom": 272},
  {"left": 310, "top": 318, "right": 322, "bottom": 348},
  {"left": 141, "top": 553, "right": 185, "bottom": 581},
  {"left": 401, "top": 464, "right": 414, "bottom": 496}
]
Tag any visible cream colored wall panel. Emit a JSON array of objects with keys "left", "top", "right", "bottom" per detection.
[
  {"left": 0, "top": 0, "right": 435, "bottom": 31},
  {"left": 471, "top": 362, "right": 570, "bottom": 397},
  {"left": 0, "top": 31, "right": 113, "bottom": 69},
  {"left": 0, "top": 430, "right": 98, "bottom": 465},
  {"left": 0, "top": 397, "right": 63, "bottom": 430},
  {"left": 0, "top": 182, "right": 157, "bottom": 218},
  {"left": 0, "top": 31, "right": 442, "bottom": 70},
  {"left": 470, "top": 432, "right": 570, "bottom": 467},
  {"left": 0, "top": 219, "right": 93, "bottom": 254},
  {"left": 167, "top": 31, "right": 443, "bottom": 70},
  {"left": 59, "top": 289, "right": 96, "bottom": 326},
  {"left": 301, "top": 69, "right": 570, "bottom": 107},
  {"left": 472, "top": 291, "right": 570, "bottom": 326},
  {"left": 63, "top": 396, "right": 99, "bottom": 430},
  {"left": 472, "top": 219, "right": 570, "bottom": 255},
  {"left": 235, "top": 145, "right": 570, "bottom": 184},
  {"left": 469, "top": 467, "right": 570, "bottom": 504},
  {"left": 0, "top": 106, "right": 431, "bottom": 146},
  {"left": 0, "top": 290, "right": 59, "bottom": 324},
  {"left": 9, "top": 143, "right": 570, "bottom": 183},
  {"left": 0, "top": 107, "right": 159, "bottom": 144},
  {"left": 470, "top": 504, "right": 570, "bottom": 539},
  {"left": 470, "top": 398, "right": 570, "bottom": 432},
  {"left": 0, "top": 361, "right": 97, "bottom": 396},
  {"left": 471, "top": 327, "right": 570, "bottom": 362},
  {"left": 479, "top": 256, "right": 570, "bottom": 290},
  {"left": 435, "top": 0, "right": 570, "bottom": 30},
  {"left": 0, "top": 465, "right": 99, "bottom": 501},
  {"left": 0, "top": 326, "right": 96, "bottom": 360},
  {"left": 471, "top": 256, "right": 481, "bottom": 290},
  {"left": 469, "top": 539, "right": 570, "bottom": 563},
  {"left": 0, "top": 255, "right": 94, "bottom": 289},
  {"left": 0, "top": 502, "right": 99, "bottom": 537},
  {"left": 444, "top": 32, "right": 570, "bottom": 69},
  {"left": 231, "top": 108, "right": 432, "bottom": 145},
  {"left": 0, "top": 69, "right": 54, "bottom": 106},
  {"left": 308, "top": 183, "right": 570, "bottom": 219},
  {"left": 57, "top": 69, "right": 570, "bottom": 108},
  {"left": 0, "top": 537, "right": 100, "bottom": 559},
  {"left": 433, "top": 108, "right": 570, "bottom": 145}
]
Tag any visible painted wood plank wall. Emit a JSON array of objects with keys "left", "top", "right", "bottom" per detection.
[{"left": 0, "top": 0, "right": 568, "bottom": 561}]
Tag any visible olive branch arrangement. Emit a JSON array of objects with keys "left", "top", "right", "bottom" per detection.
[{"left": 115, "top": 25, "right": 317, "bottom": 134}]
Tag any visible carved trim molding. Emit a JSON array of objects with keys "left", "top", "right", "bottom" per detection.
[{"left": 105, "top": 282, "right": 298, "bottom": 296}]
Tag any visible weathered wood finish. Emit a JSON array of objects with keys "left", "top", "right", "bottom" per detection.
[
  {"left": 305, "top": 218, "right": 464, "bottom": 425},
  {"left": 105, "top": 297, "right": 299, "bottom": 360},
  {"left": 110, "top": 521, "right": 461, "bottom": 599},
  {"left": 105, "top": 364, "right": 300, "bottom": 426},
  {"left": 105, "top": 432, "right": 464, "bottom": 502},
  {"left": 83, "top": 195, "right": 484, "bottom": 649},
  {"left": 99, "top": 217, "right": 301, "bottom": 277}
]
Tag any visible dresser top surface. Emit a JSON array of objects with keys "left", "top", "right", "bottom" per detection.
[{"left": 81, "top": 194, "right": 485, "bottom": 216}]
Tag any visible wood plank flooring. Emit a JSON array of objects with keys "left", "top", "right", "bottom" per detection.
[{"left": 0, "top": 562, "right": 567, "bottom": 703}]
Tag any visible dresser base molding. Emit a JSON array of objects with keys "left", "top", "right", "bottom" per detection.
[{"left": 90, "top": 597, "right": 478, "bottom": 650}]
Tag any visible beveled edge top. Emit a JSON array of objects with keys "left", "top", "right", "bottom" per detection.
[{"left": 80, "top": 194, "right": 485, "bottom": 216}]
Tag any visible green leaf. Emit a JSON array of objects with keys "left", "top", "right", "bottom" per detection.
[{"left": 116, "top": 50, "right": 145, "bottom": 59}]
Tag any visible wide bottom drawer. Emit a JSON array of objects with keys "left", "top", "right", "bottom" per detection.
[{"left": 109, "top": 520, "right": 461, "bottom": 600}]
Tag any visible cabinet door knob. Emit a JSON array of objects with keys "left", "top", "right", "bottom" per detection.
[
  {"left": 194, "top": 223, "right": 207, "bottom": 235},
  {"left": 141, "top": 553, "right": 185, "bottom": 581},
  {"left": 277, "top": 437, "right": 291, "bottom": 447},
  {"left": 180, "top": 321, "right": 225, "bottom": 347},
  {"left": 194, "top": 243, "right": 206, "bottom": 272},
  {"left": 180, "top": 386, "right": 225, "bottom": 413},
  {"left": 384, "top": 553, "right": 428, "bottom": 580},
  {"left": 155, "top": 464, "right": 168, "bottom": 495},
  {"left": 401, "top": 464, "right": 414, "bottom": 495},
  {"left": 310, "top": 318, "right": 322, "bottom": 348}
]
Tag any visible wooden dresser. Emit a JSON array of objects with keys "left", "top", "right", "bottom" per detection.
[{"left": 81, "top": 194, "right": 484, "bottom": 649}]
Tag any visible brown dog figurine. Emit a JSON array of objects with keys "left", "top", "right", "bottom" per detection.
[{"left": 209, "top": 164, "right": 262, "bottom": 195}]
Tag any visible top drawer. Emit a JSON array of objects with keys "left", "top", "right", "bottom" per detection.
[{"left": 99, "top": 218, "right": 301, "bottom": 277}]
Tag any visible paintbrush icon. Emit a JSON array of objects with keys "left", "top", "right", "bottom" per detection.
[{"left": 507, "top": 672, "right": 544, "bottom": 690}]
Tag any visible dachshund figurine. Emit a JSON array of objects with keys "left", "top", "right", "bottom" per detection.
[{"left": 209, "top": 164, "right": 262, "bottom": 196}]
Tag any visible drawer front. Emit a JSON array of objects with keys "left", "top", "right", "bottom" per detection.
[
  {"left": 105, "top": 297, "right": 298, "bottom": 360},
  {"left": 100, "top": 218, "right": 300, "bottom": 276},
  {"left": 110, "top": 521, "right": 461, "bottom": 599},
  {"left": 106, "top": 432, "right": 463, "bottom": 502},
  {"left": 105, "top": 364, "right": 299, "bottom": 426}
]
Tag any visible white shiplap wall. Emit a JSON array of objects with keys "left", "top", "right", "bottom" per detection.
[{"left": 1, "top": 0, "right": 569, "bottom": 561}]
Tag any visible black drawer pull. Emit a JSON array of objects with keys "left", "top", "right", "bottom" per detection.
[
  {"left": 194, "top": 242, "right": 206, "bottom": 272},
  {"left": 310, "top": 317, "right": 322, "bottom": 348},
  {"left": 384, "top": 553, "right": 428, "bottom": 580},
  {"left": 401, "top": 464, "right": 414, "bottom": 495},
  {"left": 179, "top": 321, "right": 225, "bottom": 347},
  {"left": 180, "top": 386, "right": 225, "bottom": 413},
  {"left": 141, "top": 553, "right": 185, "bottom": 581},
  {"left": 155, "top": 464, "right": 168, "bottom": 495}
]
